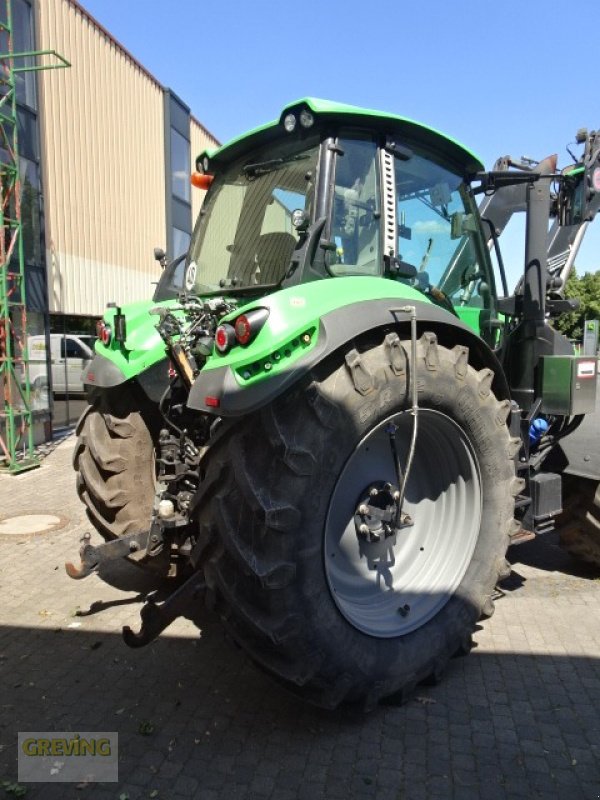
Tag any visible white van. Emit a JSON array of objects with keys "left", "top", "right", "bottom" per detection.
[{"left": 26, "top": 334, "right": 94, "bottom": 394}]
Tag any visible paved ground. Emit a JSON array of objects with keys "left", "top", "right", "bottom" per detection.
[{"left": 0, "top": 435, "right": 599, "bottom": 800}]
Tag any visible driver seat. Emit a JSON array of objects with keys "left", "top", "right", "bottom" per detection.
[{"left": 254, "top": 232, "right": 297, "bottom": 285}]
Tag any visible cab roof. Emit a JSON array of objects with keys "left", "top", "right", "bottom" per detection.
[{"left": 197, "top": 97, "right": 484, "bottom": 176}]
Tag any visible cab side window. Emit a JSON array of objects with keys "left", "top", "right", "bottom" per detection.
[{"left": 394, "top": 154, "right": 494, "bottom": 313}]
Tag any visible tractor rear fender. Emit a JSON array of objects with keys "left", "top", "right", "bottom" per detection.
[
  {"left": 187, "top": 298, "right": 510, "bottom": 417},
  {"left": 83, "top": 354, "right": 169, "bottom": 404},
  {"left": 83, "top": 298, "right": 176, "bottom": 399}
]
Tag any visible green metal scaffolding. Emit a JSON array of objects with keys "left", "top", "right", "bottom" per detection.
[{"left": 0, "top": 0, "right": 68, "bottom": 473}]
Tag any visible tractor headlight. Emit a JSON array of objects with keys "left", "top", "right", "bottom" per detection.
[
  {"left": 291, "top": 208, "right": 309, "bottom": 231},
  {"left": 299, "top": 109, "right": 314, "bottom": 129},
  {"left": 283, "top": 113, "right": 297, "bottom": 133},
  {"left": 196, "top": 154, "right": 210, "bottom": 174}
]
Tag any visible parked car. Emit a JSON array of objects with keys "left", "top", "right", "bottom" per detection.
[{"left": 26, "top": 334, "right": 94, "bottom": 395}]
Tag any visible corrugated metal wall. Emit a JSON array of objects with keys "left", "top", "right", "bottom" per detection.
[
  {"left": 190, "top": 116, "right": 218, "bottom": 229},
  {"left": 36, "top": 0, "right": 167, "bottom": 315}
]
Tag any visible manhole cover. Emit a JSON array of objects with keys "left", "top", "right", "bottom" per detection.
[{"left": 0, "top": 513, "right": 69, "bottom": 541}]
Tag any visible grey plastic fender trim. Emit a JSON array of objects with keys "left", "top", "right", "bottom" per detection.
[
  {"left": 83, "top": 354, "right": 170, "bottom": 403},
  {"left": 187, "top": 298, "right": 509, "bottom": 417},
  {"left": 83, "top": 353, "right": 127, "bottom": 388}
]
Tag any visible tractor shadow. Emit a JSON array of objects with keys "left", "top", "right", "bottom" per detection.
[
  {"left": 503, "top": 528, "right": 600, "bottom": 596},
  {"left": 1, "top": 618, "right": 599, "bottom": 800}
]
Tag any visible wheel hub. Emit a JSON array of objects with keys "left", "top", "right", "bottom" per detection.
[{"left": 354, "top": 481, "right": 412, "bottom": 543}]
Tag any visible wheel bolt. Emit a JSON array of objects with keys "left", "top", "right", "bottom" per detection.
[
  {"left": 358, "top": 504, "right": 369, "bottom": 516},
  {"left": 359, "top": 524, "right": 369, "bottom": 535},
  {"left": 369, "top": 487, "right": 379, "bottom": 497}
]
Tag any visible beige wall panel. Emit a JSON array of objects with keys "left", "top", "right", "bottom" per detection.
[
  {"left": 36, "top": 0, "right": 167, "bottom": 315},
  {"left": 263, "top": 201, "right": 292, "bottom": 234},
  {"left": 190, "top": 117, "right": 218, "bottom": 229}
]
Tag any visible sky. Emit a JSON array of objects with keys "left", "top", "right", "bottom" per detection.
[{"left": 81, "top": 0, "right": 600, "bottom": 292}]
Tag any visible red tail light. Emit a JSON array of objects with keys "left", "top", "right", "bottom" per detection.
[
  {"left": 233, "top": 308, "right": 269, "bottom": 346},
  {"left": 215, "top": 323, "right": 236, "bottom": 354},
  {"left": 97, "top": 320, "right": 112, "bottom": 346},
  {"left": 234, "top": 315, "right": 252, "bottom": 345}
]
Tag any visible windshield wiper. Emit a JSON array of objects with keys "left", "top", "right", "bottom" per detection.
[
  {"left": 199, "top": 283, "right": 280, "bottom": 298},
  {"left": 243, "top": 153, "right": 310, "bottom": 177}
]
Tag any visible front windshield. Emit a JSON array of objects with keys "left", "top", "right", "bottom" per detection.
[{"left": 187, "top": 137, "right": 320, "bottom": 292}]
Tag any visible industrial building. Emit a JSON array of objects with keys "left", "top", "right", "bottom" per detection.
[{"left": 0, "top": 0, "right": 218, "bottom": 460}]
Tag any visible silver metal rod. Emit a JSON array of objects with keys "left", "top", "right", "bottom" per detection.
[
  {"left": 558, "top": 221, "right": 588, "bottom": 290},
  {"left": 392, "top": 306, "right": 419, "bottom": 519}
]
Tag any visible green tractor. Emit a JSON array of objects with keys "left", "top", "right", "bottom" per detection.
[{"left": 68, "top": 99, "right": 600, "bottom": 708}]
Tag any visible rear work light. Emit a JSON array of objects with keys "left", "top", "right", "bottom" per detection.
[{"left": 233, "top": 308, "right": 269, "bottom": 346}]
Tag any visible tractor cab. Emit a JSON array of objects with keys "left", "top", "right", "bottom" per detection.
[{"left": 170, "top": 99, "right": 500, "bottom": 340}]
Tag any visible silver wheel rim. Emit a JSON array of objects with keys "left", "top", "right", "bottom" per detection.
[{"left": 324, "top": 409, "right": 482, "bottom": 638}]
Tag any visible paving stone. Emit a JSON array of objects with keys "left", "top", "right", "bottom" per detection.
[{"left": 1, "top": 436, "right": 600, "bottom": 799}]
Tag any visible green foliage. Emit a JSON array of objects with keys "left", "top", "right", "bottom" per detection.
[
  {"left": 138, "top": 720, "right": 155, "bottom": 736},
  {"left": 1, "top": 782, "right": 27, "bottom": 798},
  {"left": 554, "top": 268, "right": 600, "bottom": 341}
]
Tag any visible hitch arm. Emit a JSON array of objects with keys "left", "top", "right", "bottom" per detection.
[
  {"left": 122, "top": 569, "right": 206, "bottom": 648},
  {"left": 65, "top": 531, "right": 150, "bottom": 579}
]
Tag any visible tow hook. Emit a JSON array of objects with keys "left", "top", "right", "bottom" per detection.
[
  {"left": 65, "top": 530, "right": 150, "bottom": 579},
  {"left": 122, "top": 569, "right": 205, "bottom": 648}
]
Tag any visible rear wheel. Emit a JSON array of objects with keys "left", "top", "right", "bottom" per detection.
[
  {"left": 197, "top": 332, "right": 517, "bottom": 708},
  {"left": 557, "top": 475, "right": 600, "bottom": 568}
]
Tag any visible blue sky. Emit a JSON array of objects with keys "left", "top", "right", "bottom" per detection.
[{"left": 81, "top": 0, "right": 600, "bottom": 291}]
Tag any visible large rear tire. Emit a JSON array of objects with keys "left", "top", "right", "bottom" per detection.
[
  {"left": 197, "top": 332, "right": 517, "bottom": 708},
  {"left": 557, "top": 475, "right": 600, "bottom": 568},
  {"left": 73, "top": 388, "right": 156, "bottom": 540}
]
